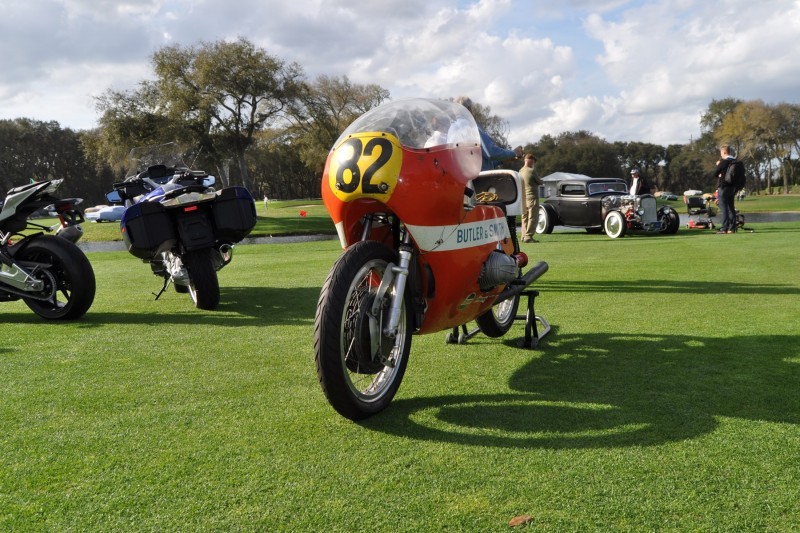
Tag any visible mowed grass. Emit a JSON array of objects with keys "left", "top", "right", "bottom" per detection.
[
  {"left": 70, "top": 194, "right": 800, "bottom": 243},
  {"left": 74, "top": 199, "right": 335, "bottom": 243},
  {"left": 659, "top": 192, "right": 800, "bottom": 214},
  {"left": 2, "top": 221, "right": 800, "bottom": 530}
]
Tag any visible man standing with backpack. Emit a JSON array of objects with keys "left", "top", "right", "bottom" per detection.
[{"left": 714, "top": 144, "right": 738, "bottom": 234}]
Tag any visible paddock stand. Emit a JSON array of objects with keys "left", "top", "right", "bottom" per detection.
[{"left": 445, "top": 261, "right": 552, "bottom": 349}]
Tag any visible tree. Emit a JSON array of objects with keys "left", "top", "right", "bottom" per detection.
[
  {"left": 458, "top": 100, "right": 512, "bottom": 149},
  {"left": 95, "top": 38, "right": 306, "bottom": 192},
  {"left": 530, "top": 131, "right": 620, "bottom": 178},
  {"left": 91, "top": 81, "right": 178, "bottom": 174},
  {"left": 700, "top": 97, "right": 742, "bottom": 134},
  {"left": 774, "top": 102, "right": 800, "bottom": 193},
  {"left": 287, "top": 75, "right": 389, "bottom": 173},
  {"left": 0, "top": 119, "right": 100, "bottom": 201},
  {"left": 666, "top": 142, "right": 711, "bottom": 193}
]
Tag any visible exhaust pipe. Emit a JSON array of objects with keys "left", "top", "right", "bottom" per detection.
[
  {"left": 492, "top": 260, "right": 549, "bottom": 305},
  {"left": 219, "top": 243, "right": 234, "bottom": 266}
]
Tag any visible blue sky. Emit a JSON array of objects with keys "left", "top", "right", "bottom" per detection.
[{"left": 1, "top": 0, "right": 798, "bottom": 147}]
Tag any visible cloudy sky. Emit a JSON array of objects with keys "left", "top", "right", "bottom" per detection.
[{"left": 1, "top": 0, "right": 798, "bottom": 147}]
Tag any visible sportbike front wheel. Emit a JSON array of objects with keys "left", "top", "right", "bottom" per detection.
[
  {"left": 17, "top": 236, "right": 96, "bottom": 320},
  {"left": 475, "top": 293, "right": 520, "bottom": 337},
  {"left": 314, "top": 240, "right": 412, "bottom": 420}
]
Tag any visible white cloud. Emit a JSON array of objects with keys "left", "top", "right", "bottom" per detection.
[{"left": 1, "top": 0, "right": 799, "bottom": 146}]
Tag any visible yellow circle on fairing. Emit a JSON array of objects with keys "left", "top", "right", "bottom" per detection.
[{"left": 328, "top": 132, "right": 402, "bottom": 203}]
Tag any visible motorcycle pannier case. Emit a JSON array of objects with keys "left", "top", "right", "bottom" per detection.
[
  {"left": 122, "top": 201, "right": 177, "bottom": 259},
  {"left": 212, "top": 186, "right": 257, "bottom": 242}
]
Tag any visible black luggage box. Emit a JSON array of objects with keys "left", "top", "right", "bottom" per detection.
[
  {"left": 212, "top": 186, "right": 257, "bottom": 242},
  {"left": 122, "top": 202, "right": 176, "bottom": 259}
]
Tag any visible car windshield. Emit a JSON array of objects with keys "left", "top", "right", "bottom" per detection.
[
  {"left": 333, "top": 98, "right": 480, "bottom": 150},
  {"left": 588, "top": 181, "right": 628, "bottom": 195}
]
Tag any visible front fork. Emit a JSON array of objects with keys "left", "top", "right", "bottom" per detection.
[{"left": 364, "top": 224, "right": 412, "bottom": 362}]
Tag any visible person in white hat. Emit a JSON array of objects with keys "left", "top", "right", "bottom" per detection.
[{"left": 629, "top": 168, "right": 651, "bottom": 195}]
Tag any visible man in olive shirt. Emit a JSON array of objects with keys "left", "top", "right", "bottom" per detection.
[{"left": 518, "top": 153, "right": 541, "bottom": 243}]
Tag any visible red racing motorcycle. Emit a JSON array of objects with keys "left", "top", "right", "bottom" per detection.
[{"left": 314, "top": 98, "right": 549, "bottom": 420}]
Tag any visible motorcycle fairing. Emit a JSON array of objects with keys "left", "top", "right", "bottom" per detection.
[
  {"left": 321, "top": 99, "right": 518, "bottom": 334},
  {"left": 404, "top": 213, "right": 510, "bottom": 252}
]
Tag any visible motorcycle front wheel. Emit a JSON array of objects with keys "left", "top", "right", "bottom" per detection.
[
  {"left": 17, "top": 235, "right": 96, "bottom": 320},
  {"left": 475, "top": 293, "right": 520, "bottom": 337},
  {"left": 314, "top": 240, "right": 412, "bottom": 420},
  {"left": 184, "top": 249, "right": 220, "bottom": 310}
]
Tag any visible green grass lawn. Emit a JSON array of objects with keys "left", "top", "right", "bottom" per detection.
[
  {"left": 68, "top": 194, "right": 800, "bottom": 243},
  {"left": 2, "top": 221, "right": 800, "bottom": 530},
  {"left": 72, "top": 199, "right": 335, "bottom": 243},
  {"left": 659, "top": 192, "right": 800, "bottom": 213}
]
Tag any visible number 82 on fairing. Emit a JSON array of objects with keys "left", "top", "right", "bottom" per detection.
[{"left": 328, "top": 133, "right": 402, "bottom": 202}]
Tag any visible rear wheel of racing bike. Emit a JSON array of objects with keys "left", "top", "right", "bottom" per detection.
[
  {"left": 314, "top": 240, "right": 412, "bottom": 420},
  {"left": 475, "top": 293, "right": 520, "bottom": 337},
  {"left": 17, "top": 235, "right": 96, "bottom": 320},
  {"left": 184, "top": 249, "right": 220, "bottom": 310}
]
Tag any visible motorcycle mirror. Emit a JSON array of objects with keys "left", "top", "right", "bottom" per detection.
[{"left": 106, "top": 190, "right": 123, "bottom": 204}]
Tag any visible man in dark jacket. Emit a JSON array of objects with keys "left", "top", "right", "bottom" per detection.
[{"left": 714, "top": 145, "right": 737, "bottom": 234}]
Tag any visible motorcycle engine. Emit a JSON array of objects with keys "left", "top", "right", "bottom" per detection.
[{"left": 478, "top": 250, "right": 519, "bottom": 291}]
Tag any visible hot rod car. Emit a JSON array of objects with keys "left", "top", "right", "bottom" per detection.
[{"left": 535, "top": 173, "right": 680, "bottom": 238}]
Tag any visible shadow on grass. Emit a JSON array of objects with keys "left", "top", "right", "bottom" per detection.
[
  {"left": 535, "top": 279, "right": 800, "bottom": 295},
  {"left": 0, "top": 285, "right": 321, "bottom": 327},
  {"left": 362, "top": 331, "right": 800, "bottom": 449}
]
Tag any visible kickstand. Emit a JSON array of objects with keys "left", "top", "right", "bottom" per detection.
[{"left": 153, "top": 278, "right": 169, "bottom": 300}]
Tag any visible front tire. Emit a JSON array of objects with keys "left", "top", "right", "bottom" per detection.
[
  {"left": 314, "top": 241, "right": 412, "bottom": 420},
  {"left": 535, "top": 205, "right": 554, "bottom": 234},
  {"left": 475, "top": 294, "right": 520, "bottom": 337},
  {"left": 184, "top": 249, "right": 220, "bottom": 310},
  {"left": 17, "top": 236, "right": 95, "bottom": 320},
  {"left": 604, "top": 210, "right": 627, "bottom": 238},
  {"left": 659, "top": 208, "right": 680, "bottom": 234}
]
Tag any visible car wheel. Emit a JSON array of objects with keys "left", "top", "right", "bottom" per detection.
[
  {"left": 659, "top": 208, "right": 680, "bottom": 234},
  {"left": 535, "top": 205, "right": 554, "bottom": 234},
  {"left": 604, "top": 210, "right": 627, "bottom": 238}
]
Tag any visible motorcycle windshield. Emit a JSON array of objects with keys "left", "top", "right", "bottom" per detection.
[
  {"left": 333, "top": 98, "right": 481, "bottom": 151},
  {"left": 125, "top": 142, "right": 190, "bottom": 184}
]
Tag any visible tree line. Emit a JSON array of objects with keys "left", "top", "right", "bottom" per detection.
[{"left": 1, "top": 38, "right": 799, "bottom": 205}]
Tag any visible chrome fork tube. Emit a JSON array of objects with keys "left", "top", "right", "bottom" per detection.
[
  {"left": 360, "top": 215, "right": 374, "bottom": 242},
  {"left": 383, "top": 234, "right": 412, "bottom": 337}
]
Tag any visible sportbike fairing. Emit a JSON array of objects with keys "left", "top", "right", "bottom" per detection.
[{"left": 321, "top": 98, "right": 520, "bottom": 333}]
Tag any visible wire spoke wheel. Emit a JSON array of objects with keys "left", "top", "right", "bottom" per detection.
[
  {"left": 315, "top": 241, "right": 412, "bottom": 420},
  {"left": 475, "top": 293, "right": 520, "bottom": 337}
]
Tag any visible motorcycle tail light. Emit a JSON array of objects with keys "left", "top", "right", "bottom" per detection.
[{"left": 183, "top": 205, "right": 199, "bottom": 212}]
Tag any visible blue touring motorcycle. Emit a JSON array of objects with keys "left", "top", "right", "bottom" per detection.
[{"left": 107, "top": 144, "right": 256, "bottom": 310}]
